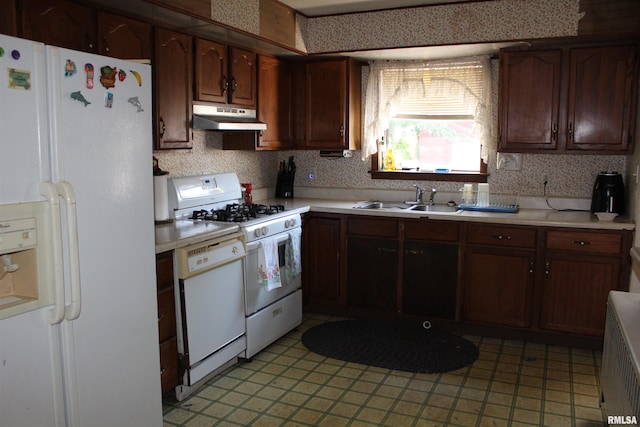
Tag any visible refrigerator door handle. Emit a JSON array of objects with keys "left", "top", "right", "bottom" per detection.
[
  {"left": 41, "top": 181, "right": 66, "bottom": 325},
  {"left": 57, "top": 181, "right": 82, "bottom": 320}
]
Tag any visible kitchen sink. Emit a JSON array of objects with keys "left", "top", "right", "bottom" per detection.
[
  {"left": 408, "top": 204, "right": 459, "bottom": 213},
  {"left": 353, "top": 201, "right": 411, "bottom": 210}
]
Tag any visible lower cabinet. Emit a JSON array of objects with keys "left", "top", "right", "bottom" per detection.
[
  {"left": 303, "top": 213, "right": 632, "bottom": 339},
  {"left": 540, "top": 229, "right": 628, "bottom": 336},
  {"left": 156, "top": 250, "right": 178, "bottom": 395},
  {"left": 462, "top": 223, "right": 537, "bottom": 328},
  {"left": 346, "top": 217, "right": 398, "bottom": 312},
  {"left": 402, "top": 219, "right": 459, "bottom": 319},
  {"left": 302, "top": 213, "right": 344, "bottom": 305},
  {"left": 463, "top": 246, "right": 535, "bottom": 327}
]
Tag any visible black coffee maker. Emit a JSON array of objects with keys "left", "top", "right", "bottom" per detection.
[{"left": 590, "top": 172, "right": 625, "bottom": 214}]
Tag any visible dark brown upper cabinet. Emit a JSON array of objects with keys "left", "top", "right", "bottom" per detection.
[
  {"left": 154, "top": 27, "right": 193, "bottom": 150},
  {"left": 499, "top": 42, "right": 638, "bottom": 154},
  {"left": 97, "top": 12, "right": 151, "bottom": 60},
  {"left": 21, "top": 0, "right": 97, "bottom": 52},
  {"left": 195, "top": 38, "right": 257, "bottom": 109}
]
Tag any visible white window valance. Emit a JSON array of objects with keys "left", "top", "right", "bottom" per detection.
[{"left": 362, "top": 56, "right": 494, "bottom": 164}]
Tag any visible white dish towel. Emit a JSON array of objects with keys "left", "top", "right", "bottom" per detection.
[
  {"left": 284, "top": 228, "right": 302, "bottom": 283},
  {"left": 258, "top": 237, "right": 282, "bottom": 291}
]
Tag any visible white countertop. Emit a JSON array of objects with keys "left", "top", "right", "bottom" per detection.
[{"left": 156, "top": 197, "right": 634, "bottom": 253}]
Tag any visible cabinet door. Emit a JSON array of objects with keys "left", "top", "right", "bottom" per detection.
[
  {"left": 194, "top": 38, "right": 228, "bottom": 104},
  {"left": 403, "top": 241, "right": 458, "bottom": 319},
  {"left": 498, "top": 49, "right": 562, "bottom": 151},
  {"left": 97, "top": 12, "right": 151, "bottom": 60},
  {"left": 22, "top": 0, "right": 97, "bottom": 52},
  {"left": 229, "top": 47, "right": 257, "bottom": 108},
  {"left": 257, "top": 55, "right": 293, "bottom": 149},
  {"left": 347, "top": 236, "right": 398, "bottom": 312},
  {"left": 566, "top": 45, "right": 637, "bottom": 153},
  {"left": 154, "top": 28, "right": 192, "bottom": 149},
  {"left": 303, "top": 214, "right": 343, "bottom": 305},
  {"left": 540, "top": 253, "right": 619, "bottom": 336},
  {"left": 305, "top": 60, "right": 347, "bottom": 148},
  {"left": 463, "top": 246, "right": 535, "bottom": 327}
]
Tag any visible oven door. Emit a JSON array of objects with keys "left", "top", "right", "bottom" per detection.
[{"left": 245, "top": 229, "right": 302, "bottom": 315}]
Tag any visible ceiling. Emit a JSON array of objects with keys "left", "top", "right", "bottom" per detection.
[
  {"left": 278, "top": 0, "right": 519, "bottom": 60},
  {"left": 279, "top": 0, "right": 477, "bottom": 17}
]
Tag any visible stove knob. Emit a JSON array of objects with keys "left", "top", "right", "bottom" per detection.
[
  {"left": 285, "top": 219, "right": 290, "bottom": 228},
  {"left": 254, "top": 229, "right": 261, "bottom": 238},
  {"left": 261, "top": 226, "right": 268, "bottom": 236},
  {"left": 290, "top": 218, "right": 297, "bottom": 227}
]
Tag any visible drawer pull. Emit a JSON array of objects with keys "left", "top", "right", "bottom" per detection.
[
  {"left": 492, "top": 234, "right": 511, "bottom": 240},
  {"left": 572, "top": 240, "right": 592, "bottom": 246}
]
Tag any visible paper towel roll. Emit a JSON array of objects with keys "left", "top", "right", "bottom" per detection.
[{"left": 154, "top": 174, "right": 169, "bottom": 222}]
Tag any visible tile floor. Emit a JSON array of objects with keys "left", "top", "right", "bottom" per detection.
[{"left": 163, "top": 313, "right": 605, "bottom": 426}]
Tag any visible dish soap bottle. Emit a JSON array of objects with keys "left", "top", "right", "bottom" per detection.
[{"left": 383, "top": 144, "right": 396, "bottom": 171}]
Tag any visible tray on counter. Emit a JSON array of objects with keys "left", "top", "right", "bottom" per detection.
[{"left": 458, "top": 193, "right": 519, "bottom": 213}]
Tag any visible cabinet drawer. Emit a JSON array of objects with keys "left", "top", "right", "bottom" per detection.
[
  {"left": 466, "top": 224, "right": 536, "bottom": 248},
  {"left": 157, "top": 287, "right": 176, "bottom": 342},
  {"left": 159, "top": 336, "right": 178, "bottom": 394},
  {"left": 546, "top": 230, "right": 622, "bottom": 255},
  {"left": 404, "top": 219, "right": 459, "bottom": 242},
  {"left": 347, "top": 217, "right": 398, "bottom": 238}
]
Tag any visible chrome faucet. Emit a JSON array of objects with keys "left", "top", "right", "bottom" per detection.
[
  {"left": 428, "top": 188, "right": 437, "bottom": 205},
  {"left": 412, "top": 184, "right": 424, "bottom": 203}
]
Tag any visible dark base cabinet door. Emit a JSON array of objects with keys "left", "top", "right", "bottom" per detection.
[
  {"left": 347, "top": 236, "right": 397, "bottom": 312},
  {"left": 463, "top": 247, "right": 534, "bottom": 328},
  {"left": 402, "top": 241, "right": 458, "bottom": 319}
]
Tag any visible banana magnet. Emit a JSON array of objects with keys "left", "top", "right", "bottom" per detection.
[{"left": 130, "top": 70, "right": 142, "bottom": 86}]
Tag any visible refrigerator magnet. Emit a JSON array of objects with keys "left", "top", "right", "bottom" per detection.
[
  {"left": 128, "top": 96, "right": 143, "bottom": 112},
  {"left": 117, "top": 69, "right": 126, "bottom": 82},
  {"left": 85, "top": 63, "right": 94, "bottom": 89},
  {"left": 99, "top": 66, "right": 117, "bottom": 89},
  {"left": 104, "top": 92, "right": 114, "bottom": 108},
  {"left": 7, "top": 68, "right": 31, "bottom": 90},
  {"left": 0, "top": 47, "right": 5, "bottom": 57},
  {"left": 70, "top": 91, "right": 90, "bottom": 107},
  {"left": 64, "top": 60, "right": 76, "bottom": 77},
  {"left": 11, "top": 49, "right": 20, "bottom": 60},
  {"left": 130, "top": 70, "right": 142, "bottom": 86}
]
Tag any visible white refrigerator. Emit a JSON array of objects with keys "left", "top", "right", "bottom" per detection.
[{"left": 0, "top": 34, "right": 162, "bottom": 426}]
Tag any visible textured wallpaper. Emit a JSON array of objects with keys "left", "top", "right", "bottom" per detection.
[{"left": 155, "top": 0, "right": 631, "bottom": 202}]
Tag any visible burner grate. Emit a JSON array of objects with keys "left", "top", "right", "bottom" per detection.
[{"left": 189, "top": 203, "right": 286, "bottom": 222}]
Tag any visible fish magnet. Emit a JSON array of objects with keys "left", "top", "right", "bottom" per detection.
[
  {"left": 70, "top": 90, "right": 90, "bottom": 107},
  {"left": 128, "top": 96, "right": 143, "bottom": 112},
  {"left": 85, "top": 63, "right": 94, "bottom": 89},
  {"left": 64, "top": 60, "right": 76, "bottom": 77},
  {"left": 99, "top": 66, "right": 117, "bottom": 89}
]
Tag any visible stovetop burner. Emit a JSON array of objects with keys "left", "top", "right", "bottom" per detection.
[{"left": 190, "top": 203, "right": 286, "bottom": 222}]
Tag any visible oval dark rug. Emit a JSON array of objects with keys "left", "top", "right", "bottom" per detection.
[{"left": 301, "top": 319, "right": 479, "bottom": 374}]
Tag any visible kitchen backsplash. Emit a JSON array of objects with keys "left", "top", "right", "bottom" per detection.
[{"left": 153, "top": 130, "right": 626, "bottom": 201}]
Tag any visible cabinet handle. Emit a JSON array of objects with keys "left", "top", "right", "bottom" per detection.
[
  {"left": 158, "top": 314, "right": 165, "bottom": 321},
  {"left": 231, "top": 77, "right": 238, "bottom": 93},
  {"left": 339, "top": 124, "right": 345, "bottom": 138},
  {"left": 222, "top": 76, "right": 228, "bottom": 95},
  {"left": 552, "top": 123, "right": 557, "bottom": 141},
  {"left": 529, "top": 261, "right": 534, "bottom": 275},
  {"left": 544, "top": 261, "right": 550, "bottom": 275},
  {"left": 103, "top": 38, "right": 109, "bottom": 53},
  {"left": 568, "top": 123, "right": 573, "bottom": 140},
  {"left": 572, "top": 240, "right": 591, "bottom": 246},
  {"left": 159, "top": 117, "right": 166, "bottom": 138},
  {"left": 160, "top": 367, "right": 166, "bottom": 374},
  {"left": 377, "top": 247, "right": 396, "bottom": 254},
  {"left": 492, "top": 234, "right": 511, "bottom": 240}
]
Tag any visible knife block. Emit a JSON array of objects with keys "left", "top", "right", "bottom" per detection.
[{"left": 276, "top": 172, "right": 294, "bottom": 198}]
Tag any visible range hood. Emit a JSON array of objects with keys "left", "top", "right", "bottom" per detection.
[{"left": 192, "top": 102, "right": 267, "bottom": 131}]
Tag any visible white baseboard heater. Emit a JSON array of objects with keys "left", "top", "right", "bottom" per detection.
[{"left": 600, "top": 291, "right": 640, "bottom": 423}]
